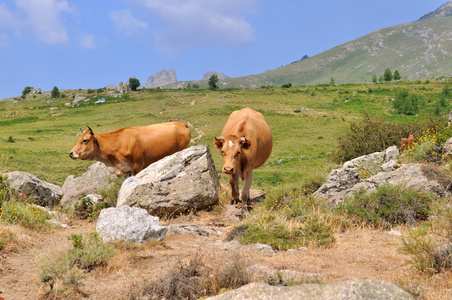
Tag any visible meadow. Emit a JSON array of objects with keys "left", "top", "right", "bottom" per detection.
[
  {"left": 0, "top": 78, "right": 450, "bottom": 188},
  {"left": 2, "top": 78, "right": 452, "bottom": 299}
]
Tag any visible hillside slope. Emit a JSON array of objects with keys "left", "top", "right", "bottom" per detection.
[
  {"left": 166, "top": 16, "right": 452, "bottom": 89},
  {"left": 225, "top": 17, "right": 452, "bottom": 87}
]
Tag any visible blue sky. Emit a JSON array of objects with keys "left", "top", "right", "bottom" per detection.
[{"left": 0, "top": 0, "right": 448, "bottom": 99}]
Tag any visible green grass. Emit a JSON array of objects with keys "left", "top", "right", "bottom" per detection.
[{"left": 0, "top": 79, "right": 451, "bottom": 190}]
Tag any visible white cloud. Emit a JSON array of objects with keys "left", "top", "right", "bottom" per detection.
[
  {"left": 15, "top": 0, "right": 73, "bottom": 44},
  {"left": 126, "top": 0, "right": 257, "bottom": 53},
  {"left": 109, "top": 9, "right": 149, "bottom": 36},
  {"left": 79, "top": 33, "right": 95, "bottom": 49}
]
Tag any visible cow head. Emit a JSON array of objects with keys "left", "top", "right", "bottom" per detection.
[
  {"left": 69, "top": 126, "right": 98, "bottom": 160},
  {"left": 214, "top": 135, "right": 251, "bottom": 175}
]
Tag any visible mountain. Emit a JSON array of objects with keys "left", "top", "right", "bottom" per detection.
[
  {"left": 201, "top": 71, "right": 230, "bottom": 81},
  {"left": 419, "top": 1, "right": 452, "bottom": 21},
  {"left": 164, "top": 4, "right": 452, "bottom": 89},
  {"left": 145, "top": 69, "right": 177, "bottom": 88}
]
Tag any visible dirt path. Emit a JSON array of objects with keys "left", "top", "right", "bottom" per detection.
[
  {"left": 0, "top": 205, "right": 412, "bottom": 300},
  {"left": 0, "top": 221, "right": 96, "bottom": 299}
]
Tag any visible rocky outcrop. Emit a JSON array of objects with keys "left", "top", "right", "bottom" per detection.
[
  {"left": 118, "top": 81, "right": 130, "bottom": 93},
  {"left": 313, "top": 146, "right": 399, "bottom": 204},
  {"left": 419, "top": 2, "right": 452, "bottom": 21},
  {"left": 96, "top": 205, "right": 167, "bottom": 243},
  {"left": 202, "top": 71, "right": 230, "bottom": 81},
  {"left": 145, "top": 69, "right": 177, "bottom": 88},
  {"left": 61, "top": 162, "right": 117, "bottom": 208},
  {"left": 314, "top": 146, "right": 450, "bottom": 205},
  {"left": 117, "top": 145, "right": 220, "bottom": 217},
  {"left": 3, "top": 171, "right": 62, "bottom": 207},
  {"left": 206, "top": 280, "right": 414, "bottom": 300}
]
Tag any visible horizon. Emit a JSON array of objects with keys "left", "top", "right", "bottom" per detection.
[{"left": 0, "top": 0, "right": 448, "bottom": 99}]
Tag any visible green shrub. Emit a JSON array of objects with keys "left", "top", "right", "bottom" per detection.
[
  {"left": 393, "top": 89, "right": 419, "bottom": 115},
  {"left": 0, "top": 176, "right": 52, "bottom": 231},
  {"left": 40, "top": 232, "right": 114, "bottom": 296},
  {"left": 332, "top": 112, "right": 443, "bottom": 163},
  {"left": 338, "top": 184, "right": 433, "bottom": 228}
]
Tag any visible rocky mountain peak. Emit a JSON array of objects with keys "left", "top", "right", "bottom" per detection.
[
  {"left": 145, "top": 69, "right": 177, "bottom": 88},
  {"left": 418, "top": 1, "right": 452, "bottom": 21},
  {"left": 202, "top": 71, "right": 230, "bottom": 81}
]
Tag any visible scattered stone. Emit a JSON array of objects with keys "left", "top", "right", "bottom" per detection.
[
  {"left": 167, "top": 224, "right": 223, "bottom": 236},
  {"left": 206, "top": 280, "right": 414, "bottom": 300},
  {"left": 3, "top": 171, "right": 62, "bottom": 207},
  {"left": 60, "top": 162, "right": 117, "bottom": 208},
  {"left": 96, "top": 205, "right": 167, "bottom": 243}
]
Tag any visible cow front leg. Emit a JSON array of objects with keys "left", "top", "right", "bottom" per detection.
[
  {"left": 241, "top": 170, "right": 253, "bottom": 209},
  {"left": 229, "top": 173, "right": 240, "bottom": 204}
]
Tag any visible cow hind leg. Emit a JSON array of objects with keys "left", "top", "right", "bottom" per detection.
[
  {"left": 241, "top": 170, "right": 253, "bottom": 209},
  {"left": 229, "top": 173, "right": 240, "bottom": 205}
]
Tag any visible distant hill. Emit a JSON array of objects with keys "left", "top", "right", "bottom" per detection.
[
  {"left": 419, "top": 1, "right": 452, "bottom": 21},
  {"left": 165, "top": 4, "right": 452, "bottom": 89}
]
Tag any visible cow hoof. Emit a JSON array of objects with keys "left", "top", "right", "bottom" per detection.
[{"left": 231, "top": 198, "right": 240, "bottom": 205}]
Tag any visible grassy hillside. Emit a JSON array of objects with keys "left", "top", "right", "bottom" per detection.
[
  {"left": 167, "top": 17, "right": 452, "bottom": 89},
  {"left": 0, "top": 78, "right": 451, "bottom": 188}
]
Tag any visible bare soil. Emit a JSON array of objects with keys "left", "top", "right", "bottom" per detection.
[{"left": 0, "top": 199, "right": 426, "bottom": 300}]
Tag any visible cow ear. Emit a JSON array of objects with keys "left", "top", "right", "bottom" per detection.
[
  {"left": 240, "top": 137, "right": 251, "bottom": 149},
  {"left": 214, "top": 136, "right": 224, "bottom": 149}
]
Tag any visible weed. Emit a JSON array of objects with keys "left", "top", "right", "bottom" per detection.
[
  {"left": 338, "top": 184, "right": 433, "bottom": 228},
  {"left": 40, "top": 232, "right": 115, "bottom": 297}
]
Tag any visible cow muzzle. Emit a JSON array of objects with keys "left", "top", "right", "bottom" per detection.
[
  {"left": 222, "top": 166, "right": 234, "bottom": 174},
  {"left": 69, "top": 151, "right": 79, "bottom": 159}
]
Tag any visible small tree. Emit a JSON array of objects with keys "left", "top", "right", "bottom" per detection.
[
  {"left": 22, "top": 86, "right": 33, "bottom": 98},
  {"left": 379, "top": 76, "right": 384, "bottom": 83},
  {"left": 329, "top": 77, "right": 336, "bottom": 86},
  {"left": 208, "top": 74, "right": 219, "bottom": 90},
  {"left": 393, "top": 70, "right": 401, "bottom": 81},
  {"left": 129, "top": 78, "right": 140, "bottom": 91},
  {"left": 372, "top": 75, "right": 377, "bottom": 83},
  {"left": 51, "top": 86, "right": 60, "bottom": 98},
  {"left": 383, "top": 68, "right": 393, "bottom": 82},
  {"left": 393, "top": 89, "right": 419, "bottom": 115},
  {"left": 281, "top": 83, "right": 292, "bottom": 88}
]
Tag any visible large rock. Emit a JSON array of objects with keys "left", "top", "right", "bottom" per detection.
[
  {"left": 145, "top": 69, "right": 177, "bottom": 88},
  {"left": 3, "top": 171, "right": 62, "bottom": 207},
  {"left": 61, "top": 162, "right": 117, "bottom": 208},
  {"left": 206, "top": 280, "right": 414, "bottom": 300},
  {"left": 314, "top": 146, "right": 400, "bottom": 204},
  {"left": 96, "top": 205, "right": 167, "bottom": 243},
  {"left": 117, "top": 145, "right": 220, "bottom": 217},
  {"left": 315, "top": 162, "right": 449, "bottom": 205}
]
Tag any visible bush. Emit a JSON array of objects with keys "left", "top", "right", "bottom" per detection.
[
  {"left": 332, "top": 112, "right": 443, "bottom": 163},
  {"left": 338, "top": 184, "right": 433, "bottom": 228},
  {"left": 40, "top": 232, "right": 114, "bottom": 296},
  {"left": 393, "top": 89, "right": 419, "bottom": 115},
  {"left": 281, "top": 83, "right": 292, "bottom": 88}
]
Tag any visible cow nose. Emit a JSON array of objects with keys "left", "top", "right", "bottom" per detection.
[
  {"left": 69, "top": 151, "right": 74, "bottom": 158},
  {"left": 223, "top": 166, "right": 234, "bottom": 174}
]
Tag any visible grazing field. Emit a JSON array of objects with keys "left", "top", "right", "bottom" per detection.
[
  {"left": 0, "top": 79, "right": 450, "bottom": 187},
  {"left": 1, "top": 79, "right": 452, "bottom": 299}
]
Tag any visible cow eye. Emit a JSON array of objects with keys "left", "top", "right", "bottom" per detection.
[
  {"left": 82, "top": 139, "right": 88, "bottom": 144},
  {"left": 221, "top": 151, "right": 225, "bottom": 156}
]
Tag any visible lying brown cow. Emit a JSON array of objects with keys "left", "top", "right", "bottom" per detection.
[
  {"left": 214, "top": 107, "right": 272, "bottom": 209},
  {"left": 69, "top": 122, "right": 191, "bottom": 175}
]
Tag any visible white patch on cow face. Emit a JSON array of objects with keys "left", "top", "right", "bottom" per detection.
[{"left": 229, "top": 140, "right": 234, "bottom": 148}]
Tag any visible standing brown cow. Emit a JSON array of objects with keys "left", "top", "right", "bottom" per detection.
[
  {"left": 70, "top": 121, "right": 191, "bottom": 175},
  {"left": 214, "top": 108, "right": 273, "bottom": 209}
]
